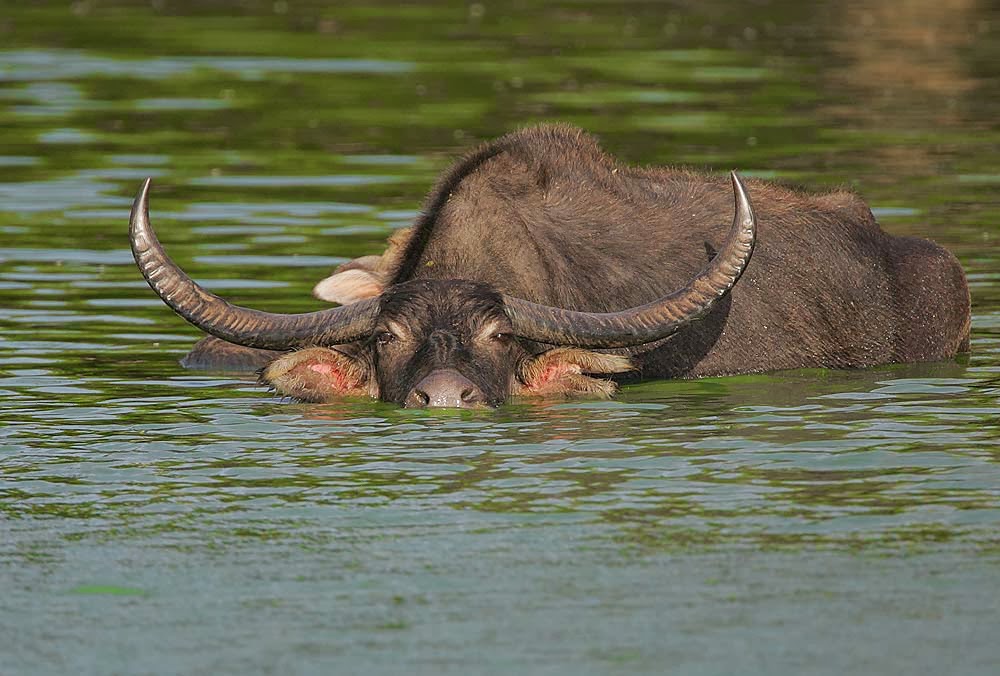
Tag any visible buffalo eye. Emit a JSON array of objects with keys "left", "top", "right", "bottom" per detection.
[
  {"left": 491, "top": 332, "right": 513, "bottom": 344},
  {"left": 376, "top": 331, "right": 396, "bottom": 346}
]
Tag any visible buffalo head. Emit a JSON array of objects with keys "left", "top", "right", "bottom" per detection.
[{"left": 128, "top": 174, "right": 755, "bottom": 407}]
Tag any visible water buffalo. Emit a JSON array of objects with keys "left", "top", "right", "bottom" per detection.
[{"left": 129, "top": 124, "right": 970, "bottom": 407}]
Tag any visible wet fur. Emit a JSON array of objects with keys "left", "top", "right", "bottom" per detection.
[
  {"left": 368, "top": 279, "right": 537, "bottom": 406},
  {"left": 183, "top": 124, "right": 970, "bottom": 402},
  {"left": 257, "top": 282, "right": 632, "bottom": 404},
  {"left": 388, "top": 124, "right": 971, "bottom": 375}
]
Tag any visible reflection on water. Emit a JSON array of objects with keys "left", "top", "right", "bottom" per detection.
[
  {"left": 1, "top": 1, "right": 998, "bottom": 674},
  {"left": 0, "top": 49, "right": 414, "bottom": 80}
]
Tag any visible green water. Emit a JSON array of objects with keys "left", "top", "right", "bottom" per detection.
[{"left": 1, "top": 1, "right": 999, "bottom": 674}]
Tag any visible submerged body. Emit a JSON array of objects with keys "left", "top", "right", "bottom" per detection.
[{"left": 139, "top": 125, "right": 969, "bottom": 406}]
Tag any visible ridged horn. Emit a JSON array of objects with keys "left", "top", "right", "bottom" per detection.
[
  {"left": 503, "top": 171, "right": 756, "bottom": 348},
  {"left": 129, "top": 178, "right": 378, "bottom": 350}
]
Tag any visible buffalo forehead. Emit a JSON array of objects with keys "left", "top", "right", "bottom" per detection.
[{"left": 379, "top": 279, "right": 508, "bottom": 335}]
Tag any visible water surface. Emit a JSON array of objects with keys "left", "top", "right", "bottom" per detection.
[{"left": 1, "top": 2, "right": 999, "bottom": 674}]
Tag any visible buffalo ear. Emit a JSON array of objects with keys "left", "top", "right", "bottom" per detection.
[
  {"left": 313, "top": 267, "right": 386, "bottom": 304},
  {"left": 313, "top": 227, "right": 415, "bottom": 305},
  {"left": 261, "top": 347, "right": 375, "bottom": 402},
  {"left": 515, "top": 348, "right": 634, "bottom": 399}
]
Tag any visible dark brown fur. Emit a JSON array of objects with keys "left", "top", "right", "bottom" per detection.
[
  {"left": 389, "top": 124, "right": 970, "bottom": 377},
  {"left": 185, "top": 124, "right": 970, "bottom": 398},
  {"left": 253, "top": 279, "right": 632, "bottom": 405}
]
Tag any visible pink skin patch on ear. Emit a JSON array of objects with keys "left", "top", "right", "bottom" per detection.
[
  {"left": 263, "top": 347, "right": 373, "bottom": 402},
  {"left": 516, "top": 348, "right": 628, "bottom": 400},
  {"left": 525, "top": 363, "right": 580, "bottom": 393},
  {"left": 299, "top": 360, "right": 357, "bottom": 392}
]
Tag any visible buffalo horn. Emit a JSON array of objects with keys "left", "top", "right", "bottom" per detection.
[
  {"left": 129, "top": 178, "right": 378, "bottom": 350},
  {"left": 503, "top": 171, "right": 756, "bottom": 348}
]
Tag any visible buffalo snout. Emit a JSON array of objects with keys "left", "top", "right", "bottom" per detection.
[{"left": 405, "top": 369, "right": 486, "bottom": 408}]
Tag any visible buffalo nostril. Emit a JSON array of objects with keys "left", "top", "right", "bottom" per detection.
[
  {"left": 404, "top": 388, "right": 430, "bottom": 408},
  {"left": 460, "top": 387, "right": 481, "bottom": 403}
]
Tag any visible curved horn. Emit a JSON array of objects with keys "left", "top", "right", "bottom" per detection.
[
  {"left": 503, "top": 171, "right": 756, "bottom": 348},
  {"left": 129, "top": 178, "right": 378, "bottom": 350}
]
